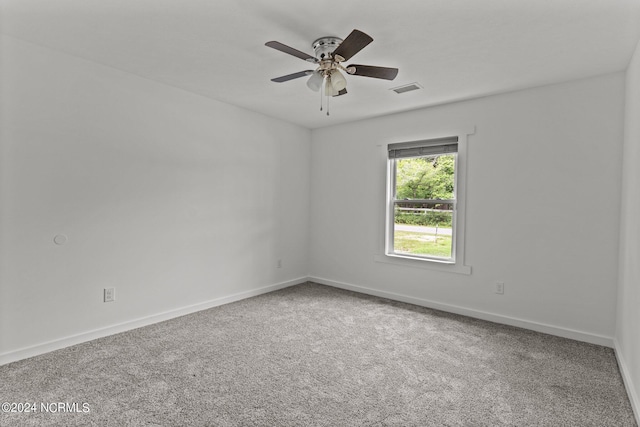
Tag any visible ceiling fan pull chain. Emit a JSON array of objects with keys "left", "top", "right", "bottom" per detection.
[
  {"left": 326, "top": 93, "right": 330, "bottom": 116},
  {"left": 320, "top": 75, "right": 325, "bottom": 111}
]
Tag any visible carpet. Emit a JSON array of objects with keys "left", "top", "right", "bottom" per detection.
[{"left": 0, "top": 282, "right": 636, "bottom": 426}]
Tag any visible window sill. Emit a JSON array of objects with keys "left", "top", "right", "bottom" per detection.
[{"left": 374, "top": 254, "right": 472, "bottom": 275}]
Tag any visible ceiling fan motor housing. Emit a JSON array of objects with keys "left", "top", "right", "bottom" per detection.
[{"left": 312, "top": 37, "right": 342, "bottom": 60}]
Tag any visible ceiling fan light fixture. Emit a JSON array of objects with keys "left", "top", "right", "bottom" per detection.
[
  {"left": 330, "top": 69, "right": 347, "bottom": 91},
  {"left": 306, "top": 71, "right": 324, "bottom": 92}
]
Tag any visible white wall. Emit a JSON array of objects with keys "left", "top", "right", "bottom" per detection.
[
  {"left": 0, "top": 35, "right": 311, "bottom": 361},
  {"left": 310, "top": 73, "right": 625, "bottom": 345},
  {"left": 616, "top": 39, "right": 640, "bottom": 419}
]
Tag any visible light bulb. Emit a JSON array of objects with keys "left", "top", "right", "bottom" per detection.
[
  {"left": 324, "top": 75, "right": 338, "bottom": 96},
  {"left": 306, "top": 71, "right": 323, "bottom": 92},
  {"left": 330, "top": 69, "right": 347, "bottom": 91}
]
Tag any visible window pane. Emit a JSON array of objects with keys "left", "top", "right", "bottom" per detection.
[
  {"left": 393, "top": 154, "right": 456, "bottom": 259},
  {"left": 395, "top": 155, "right": 455, "bottom": 200},
  {"left": 393, "top": 201, "right": 453, "bottom": 258}
]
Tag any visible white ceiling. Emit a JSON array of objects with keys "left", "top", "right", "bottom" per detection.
[{"left": 2, "top": 0, "right": 640, "bottom": 129}]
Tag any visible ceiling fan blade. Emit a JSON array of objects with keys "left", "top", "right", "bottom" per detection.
[
  {"left": 348, "top": 64, "right": 399, "bottom": 80},
  {"left": 265, "top": 41, "right": 317, "bottom": 62},
  {"left": 270, "top": 70, "right": 313, "bottom": 83},
  {"left": 332, "top": 29, "right": 373, "bottom": 62},
  {"left": 334, "top": 88, "right": 348, "bottom": 97}
]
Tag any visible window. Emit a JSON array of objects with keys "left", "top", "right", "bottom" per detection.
[{"left": 382, "top": 133, "right": 470, "bottom": 272}]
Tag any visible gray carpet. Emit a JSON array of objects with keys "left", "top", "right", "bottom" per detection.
[{"left": 0, "top": 282, "right": 636, "bottom": 426}]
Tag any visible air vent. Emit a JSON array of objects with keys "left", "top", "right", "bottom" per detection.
[{"left": 390, "top": 83, "right": 423, "bottom": 94}]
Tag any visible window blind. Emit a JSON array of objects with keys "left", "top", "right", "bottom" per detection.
[{"left": 388, "top": 136, "right": 458, "bottom": 159}]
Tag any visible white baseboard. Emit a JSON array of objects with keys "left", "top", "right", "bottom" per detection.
[
  {"left": 614, "top": 339, "right": 640, "bottom": 424},
  {"left": 0, "top": 277, "right": 307, "bottom": 366},
  {"left": 0, "top": 274, "right": 616, "bottom": 364},
  {"left": 309, "top": 276, "right": 614, "bottom": 348}
]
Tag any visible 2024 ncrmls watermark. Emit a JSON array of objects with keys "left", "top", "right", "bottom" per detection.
[{"left": 2, "top": 401, "right": 90, "bottom": 413}]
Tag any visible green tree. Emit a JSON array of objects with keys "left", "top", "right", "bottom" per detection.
[{"left": 396, "top": 155, "right": 455, "bottom": 200}]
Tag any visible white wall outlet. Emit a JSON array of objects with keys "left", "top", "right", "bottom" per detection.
[
  {"left": 495, "top": 282, "right": 505, "bottom": 295},
  {"left": 277, "top": 259, "right": 282, "bottom": 268},
  {"left": 104, "top": 287, "right": 115, "bottom": 302}
]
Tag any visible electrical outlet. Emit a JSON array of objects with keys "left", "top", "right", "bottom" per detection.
[
  {"left": 104, "top": 287, "right": 115, "bottom": 302},
  {"left": 495, "top": 282, "right": 504, "bottom": 295}
]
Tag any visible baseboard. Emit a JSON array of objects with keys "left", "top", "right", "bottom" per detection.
[
  {"left": 0, "top": 277, "right": 307, "bottom": 366},
  {"left": 309, "top": 276, "right": 614, "bottom": 348},
  {"left": 0, "top": 274, "right": 616, "bottom": 365},
  {"left": 614, "top": 339, "right": 640, "bottom": 424}
]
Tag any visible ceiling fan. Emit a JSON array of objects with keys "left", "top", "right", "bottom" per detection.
[{"left": 265, "top": 29, "right": 398, "bottom": 115}]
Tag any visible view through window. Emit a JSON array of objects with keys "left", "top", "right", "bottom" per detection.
[{"left": 387, "top": 138, "right": 457, "bottom": 261}]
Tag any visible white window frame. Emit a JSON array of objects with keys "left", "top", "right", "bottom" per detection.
[{"left": 375, "top": 127, "right": 473, "bottom": 275}]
